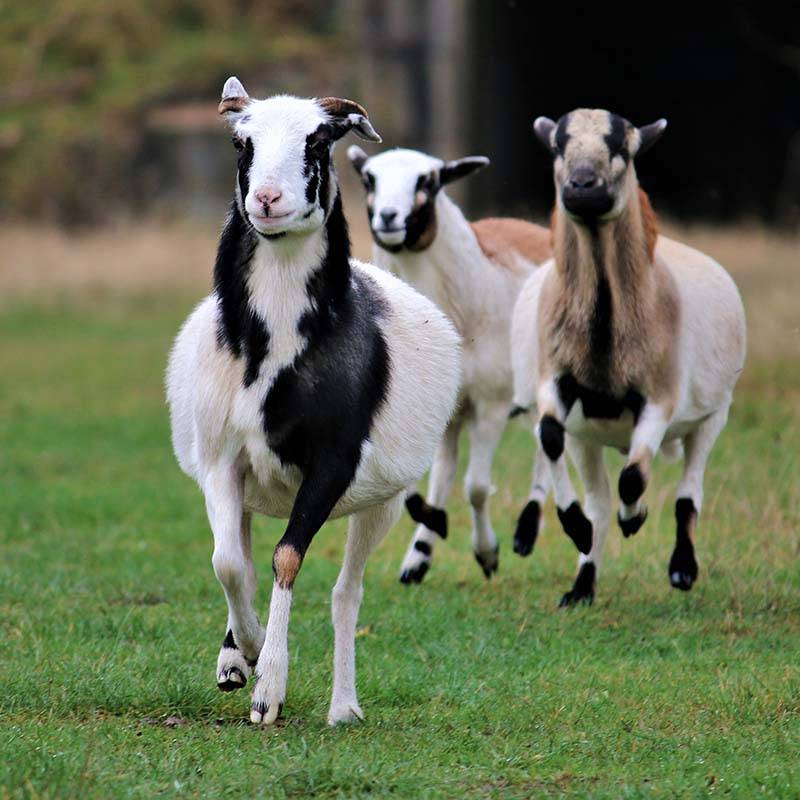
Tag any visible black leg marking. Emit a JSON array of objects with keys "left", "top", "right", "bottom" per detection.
[
  {"left": 559, "top": 562, "right": 596, "bottom": 607},
  {"left": 669, "top": 498, "right": 698, "bottom": 591},
  {"left": 619, "top": 463, "right": 645, "bottom": 506},
  {"left": 250, "top": 701, "right": 284, "bottom": 719},
  {"left": 405, "top": 493, "right": 448, "bottom": 539},
  {"left": 617, "top": 507, "right": 648, "bottom": 538},
  {"left": 556, "top": 502, "right": 593, "bottom": 554},
  {"left": 413, "top": 540, "right": 432, "bottom": 556},
  {"left": 513, "top": 500, "right": 541, "bottom": 557},
  {"left": 223, "top": 629, "right": 237, "bottom": 650},
  {"left": 474, "top": 544, "right": 500, "bottom": 579},
  {"left": 508, "top": 405, "right": 529, "bottom": 419},
  {"left": 539, "top": 415, "right": 564, "bottom": 461}
]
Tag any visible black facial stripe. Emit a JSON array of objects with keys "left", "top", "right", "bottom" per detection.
[
  {"left": 303, "top": 126, "right": 334, "bottom": 215},
  {"left": 237, "top": 138, "right": 254, "bottom": 202},
  {"left": 555, "top": 115, "right": 570, "bottom": 154},
  {"left": 605, "top": 114, "right": 629, "bottom": 162}
]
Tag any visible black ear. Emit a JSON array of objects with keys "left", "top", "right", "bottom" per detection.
[
  {"left": 439, "top": 156, "right": 490, "bottom": 187},
  {"left": 636, "top": 119, "right": 668, "bottom": 157},
  {"left": 316, "top": 97, "right": 382, "bottom": 143},
  {"left": 347, "top": 144, "right": 368, "bottom": 175},
  {"left": 533, "top": 117, "right": 557, "bottom": 153}
]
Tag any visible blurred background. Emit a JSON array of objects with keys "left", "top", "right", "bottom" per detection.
[{"left": 0, "top": 0, "right": 798, "bottom": 362}]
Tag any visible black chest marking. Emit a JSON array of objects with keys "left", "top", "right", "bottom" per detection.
[
  {"left": 557, "top": 373, "right": 644, "bottom": 422},
  {"left": 588, "top": 235, "right": 613, "bottom": 384},
  {"left": 213, "top": 203, "right": 270, "bottom": 387},
  {"left": 262, "top": 194, "right": 391, "bottom": 484}
]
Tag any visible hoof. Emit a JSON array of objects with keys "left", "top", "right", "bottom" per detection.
[
  {"left": 217, "top": 665, "right": 248, "bottom": 692},
  {"left": 327, "top": 701, "right": 364, "bottom": 726},
  {"left": 556, "top": 502, "right": 593, "bottom": 554},
  {"left": 669, "top": 550, "right": 698, "bottom": 591},
  {"left": 617, "top": 507, "right": 648, "bottom": 538},
  {"left": 513, "top": 500, "right": 541, "bottom": 557},
  {"left": 400, "top": 559, "right": 430, "bottom": 584},
  {"left": 474, "top": 545, "right": 499, "bottom": 579},
  {"left": 250, "top": 701, "right": 283, "bottom": 726},
  {"left": 558, "top": 562, "right": 596, "bottom": 607}
]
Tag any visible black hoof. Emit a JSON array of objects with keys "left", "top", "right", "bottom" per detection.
[
  {"left": 399, "top": 561, "right": 429, "bottom": 585},
  {"left": 474, "top": 545, "right": 499, "bottom": 579},
  {"left": 405, "top": 494, "right": 448, "bottom": 539},
  {"left": 556, "top": 502, "right": 593, "bottom": 554},
  {"left": 558, "top": 562, "right": 596, "bottom": 607},
  {"left": 669, "top": 548, "right": 698, "bottom": 591},
  {"left": 513, "top": 500, "right": 541, "bottom": 557},
  {"left": 217, "top": 666, "right": 247, "bottom": 692},
  {"left": 619, "top": 463, "right": 646, "bottom": 506},
  {"left": 617, "top": 507, "right": 648, "bottom": 538}
]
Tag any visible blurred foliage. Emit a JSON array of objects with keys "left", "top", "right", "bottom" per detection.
[{"left": 0, "top": 0, "right": 339, "bottom": 225}]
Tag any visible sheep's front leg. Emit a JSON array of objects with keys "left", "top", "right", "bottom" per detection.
[
  {"left": 204, "top": 463, "right": 264, "bottom": 693},
  {"left": 537, "top": 379, "right": 592, "bottom": 555},
  {"left": 617, "top": 401, "right": 671, "bottom": 536},
  {"left": 399, "top": 418, "right": 461, "bottom": 584},
  {"left": 330, "top": 492, "right": 405, "bottom": 724},
  {"left": 559, "top": 437, "right": 610, "bottom": 607},
  {"left": 250, "top": 468, "right": 350, "bottom": 725}
]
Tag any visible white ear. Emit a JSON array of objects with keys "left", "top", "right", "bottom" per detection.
[
  {"left": 219, "top": 76, "right": 250, "bottom": 116},
  {"left": 347, "top": 144, "right": 369, "bottom": 174}
]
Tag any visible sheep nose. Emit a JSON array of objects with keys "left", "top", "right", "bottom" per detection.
[
  {"left": 569, "top": 167, "right": 598, "bottom": 190},
  {"left": 255, "top": 186, "right": 283, "bottom": 207},
  {"left": 380, "top": 208, "right": 398, "bottom": 226}
]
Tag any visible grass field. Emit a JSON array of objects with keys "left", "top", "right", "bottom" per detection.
[{"left": 1, "top": 224, "right": 799, "bottom": 798}]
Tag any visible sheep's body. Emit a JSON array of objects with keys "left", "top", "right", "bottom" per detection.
[
  {"left": 512, "top": 108, "right": 746, "bottom": 605},
  {"left": 169, "top": 256, "right": 459, "bottom": 521},
  {"left": 166, "top": 84, "right": 460, "bottom": 726}
]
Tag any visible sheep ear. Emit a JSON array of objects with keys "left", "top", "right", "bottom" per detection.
[
  {"left": 533, "top": 117, "right": 557, "bottom": 153},
  {"left": 317, "top": 97, "right": 382, "bottom": 142},
  {"left": 347, "top": 145, "right": 369, "bottom": 175},
  {"left": 219, "top": 76, "right": 250, "bottom": 116},
  {"left": 634, "top": 119, "right": 668, "bottom": 157},
  {"left": 439, "top": 156, "right": 490, "bottom": 186}
]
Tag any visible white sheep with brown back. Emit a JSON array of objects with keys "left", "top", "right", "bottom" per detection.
[
  {"left": 347, "top": 146, "right": 566, "bottom": 583},
  {"left": 511, "top": 109, "right": 746, "bottom": 606}
]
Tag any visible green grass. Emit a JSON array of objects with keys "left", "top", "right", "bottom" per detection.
[{"left": 1, "top": 295, "right": 799, "bottom": 799}]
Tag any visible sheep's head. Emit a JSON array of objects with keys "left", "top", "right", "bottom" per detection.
[
  {"left": 219, "top": 77, "right": 381, "bottom": 238},
  {"left": 347, "top": 146, "right": 488, "bottom": 252},
  {"left": 533, "top": 109, "right": 666, "bottom": 225}
]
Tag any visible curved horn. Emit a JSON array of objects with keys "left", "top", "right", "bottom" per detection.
[{"left": 317, "top": 97, "right": 382, "bottom": 142}]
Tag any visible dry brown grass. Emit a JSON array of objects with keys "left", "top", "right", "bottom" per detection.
[{"left": 0, "top": 214, "right": 796, "bottom": 363}]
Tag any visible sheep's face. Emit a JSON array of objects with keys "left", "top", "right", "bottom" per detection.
[
  {"left": 533, "top": 109, "right": 666, "bottom": 224},
  {"left": 347, "top": 147, "right": 488, "bottom": 252},
  {"left": 219, "top": 78, "right": 381, "bottom": 238}
]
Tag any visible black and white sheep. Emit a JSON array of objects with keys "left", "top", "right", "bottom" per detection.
[
  {"left": 347, "top": 145, "right": 556, "bottom": 583},
  {"left": 166, "top": 79, "right": 461, "bottom": 725},
  {"left": 512, "top": 109, "right": 746, "bottom": 605}
]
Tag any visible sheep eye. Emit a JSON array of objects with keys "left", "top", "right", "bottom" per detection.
[
  {"left": 232, "top": 136, "right": 244, "bottom": 152},
  {"left": 363, "top": 172, "right": 375, "bottom": 191}
]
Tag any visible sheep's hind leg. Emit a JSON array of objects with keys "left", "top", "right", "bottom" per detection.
[
  {"left": 399, "top": 418, "right": 461, "bottom": 584},
  {"left": 669, "top": 406, "right": 729, "bottom": 591},
  {"left": 329, "top": 492, "right": 405, "bottom": 725},
  {"left": 465, "top": 402, "right": 508, "bottom": 578},
  {"left": 513, "top": 443, "right": 550, "bottom": 556}
]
